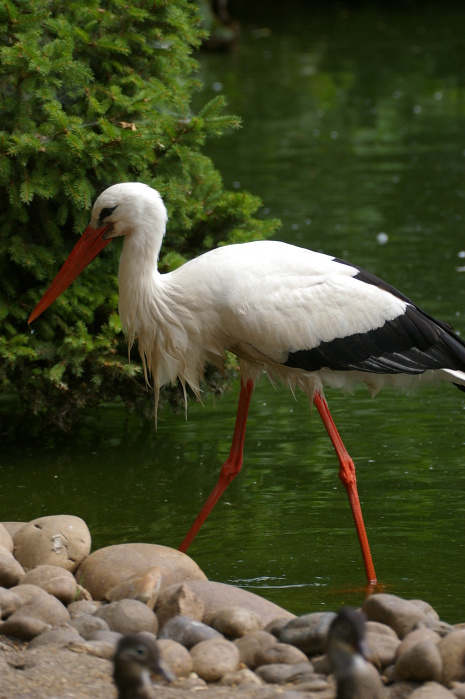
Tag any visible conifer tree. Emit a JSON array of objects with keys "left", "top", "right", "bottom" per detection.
[{"left": 0, "top": 0, "right": 279, "bottom": 430}]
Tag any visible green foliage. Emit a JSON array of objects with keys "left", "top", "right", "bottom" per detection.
[{"left": 0, "top": 0, "right": 280, "bottom": 431}]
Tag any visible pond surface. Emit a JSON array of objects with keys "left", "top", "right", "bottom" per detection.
[{"left": 4, "top": 1, "right": 465, "bottom": 621}]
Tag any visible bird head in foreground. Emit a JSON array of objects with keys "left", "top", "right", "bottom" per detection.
[
  {"left": 113, "top": 633, "right": 175, "bottom": 699},
  {"left": 326, "top": 608, "right": 386, "bottom": 699},
  {"left": 28, "top": 182, "right": 167, "bottom": 325}
]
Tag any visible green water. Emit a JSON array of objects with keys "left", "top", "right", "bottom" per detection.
[{"left": 3, "top": 1, "right": 465, "bottom": 621}]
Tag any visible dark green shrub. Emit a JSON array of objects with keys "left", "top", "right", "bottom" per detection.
[{"left": 0, "top": 0, "right": 279, "bottom": 430}]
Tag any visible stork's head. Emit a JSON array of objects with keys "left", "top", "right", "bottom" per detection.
[
  {"left": 90, "top": 182, "right": 167, "bottom": 241},
  {"left": 28, "top": 182, "right": 167, "bottom": 324}
]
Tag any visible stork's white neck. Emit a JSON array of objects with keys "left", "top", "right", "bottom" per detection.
[{"left": 117, "top": 210, "right": 166, "bottom": 343}]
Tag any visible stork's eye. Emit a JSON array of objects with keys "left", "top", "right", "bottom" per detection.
[{"left": 98, "top": 205, "right": 118, "bottom": 226}]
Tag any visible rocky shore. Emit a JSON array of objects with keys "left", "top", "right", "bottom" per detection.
[{"left": 0, "top": 514, "right": 464, "bottom": 698}]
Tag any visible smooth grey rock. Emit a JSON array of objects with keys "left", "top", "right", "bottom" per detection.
[
  {"left": 159, "top": 614, "right": 222, "bottom": 648},
  {"left": 279, "top": 611, "right": 336, "bottom": 655},
  {"left": 255, "top": 661, "right": 315, "bottom": 685},
  {"left": 70, "top": 613, "right": 110, "bottom": 639}
]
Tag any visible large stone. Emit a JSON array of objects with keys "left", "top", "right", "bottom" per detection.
[
  {"left": 105, "top": 566, "right": 163, "bottom": 609},
  {"left": 77, "top": 543, "right": 206, "bottom": 600},
  {"left": 13, "top": 515, "right": 91, "bottom": 572},
  {"left": 362, "top": 593, "right": 427, "bottom": 639},
  {"left": 157, "top": 580, "right": 294, "bottom": 628},
  {"left": 20, "top": 565, "right": 77, "bottom": 605}
]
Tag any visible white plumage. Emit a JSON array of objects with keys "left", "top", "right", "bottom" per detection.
[{"left": 29, "top": 182, "right": 465, "bottom": 585}]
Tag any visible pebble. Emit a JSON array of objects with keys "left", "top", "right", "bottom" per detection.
[
  {"left": 234, "top": 629, "right": 278, "bottom": 668},
  {"left": 70, "top": 612, "right": 110, "bottom": 639},
  {"left": 255, "top": 641, "right": 310, "bottom": 666},
  {"left": 190, "top": 637, "right": 241, "bottom": 681},
  {"left": 2, "top": 513, "right": 465, "bottom": 698},
  {"left": 255, "top": 661, "right": 315, "bottom": 684},
  {"left": 157, "top": 638, "right": 194, "bottom": 677},
  {"left": 94, "top": 598, "right": 159, "bottom": 635},
  {"left": 156, "top": 581, "right": 205, "bottom": 627},
  {"left": 279, "top": 611, "right": 336, "bottom": 654}
]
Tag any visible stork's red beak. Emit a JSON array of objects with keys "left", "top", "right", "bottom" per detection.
[{"left": 28, "top": 225, "right": 111, "bottom": 324}]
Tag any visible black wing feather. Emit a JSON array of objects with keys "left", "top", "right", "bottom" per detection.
[{"left": 284, "top": 260, "right": 465, "bottom": 377}]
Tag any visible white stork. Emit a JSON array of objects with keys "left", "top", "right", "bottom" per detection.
[{"left": 29, "top": 182, "right": 465, "bottom": 585}]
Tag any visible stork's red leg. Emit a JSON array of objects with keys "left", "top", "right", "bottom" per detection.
[
  {"left": 313, "top": 393, "right": 377, "bottom": 585},
  {"left": 179, "top": 379, "right": 253, "bottom": 553}
]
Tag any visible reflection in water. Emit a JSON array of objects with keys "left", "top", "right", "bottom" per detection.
[{"left": 4, "top": 2, "right": 465, "bottom": 621}]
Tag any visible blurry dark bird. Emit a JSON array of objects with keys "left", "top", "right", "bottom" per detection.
[
  {"left": 326, "top": 608, "right": 386, "bottom": 699},
  {"left": 113, "top": 633, "right": 175, "bottom": 699}
]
